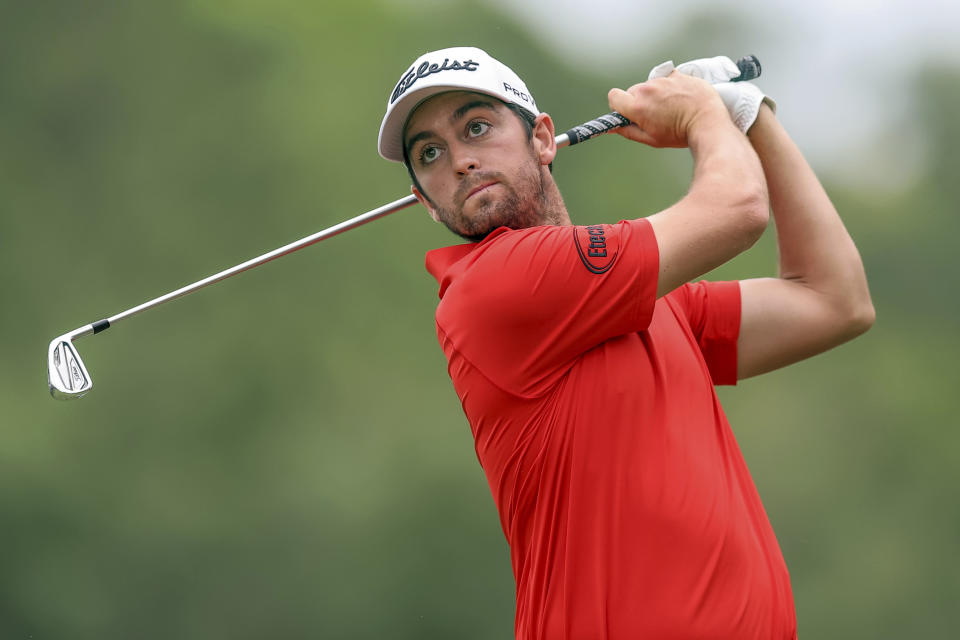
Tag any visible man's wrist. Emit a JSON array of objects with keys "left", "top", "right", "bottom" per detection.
[{"left": 688, "top": 108, "right": 744, "bottom": 150}]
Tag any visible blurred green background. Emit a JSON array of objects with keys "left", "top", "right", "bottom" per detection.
[{"left": 3, "top": 0, "right": 958, "bottom": 637}]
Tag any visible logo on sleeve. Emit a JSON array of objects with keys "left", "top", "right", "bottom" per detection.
[{"left": 573, "top": 225, "right": 618, "bottom": 274}]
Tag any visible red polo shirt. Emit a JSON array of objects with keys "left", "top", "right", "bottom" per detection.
[{"left": 425, "top": 219, "right": 796, "bottom": 640}]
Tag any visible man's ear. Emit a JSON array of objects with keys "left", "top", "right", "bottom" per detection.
[
  {"left": 412, "top": 185, "right": 439, "bottom": 222},
  {"left": 532, "top": 113, "right": 557, "bottom": 166}
]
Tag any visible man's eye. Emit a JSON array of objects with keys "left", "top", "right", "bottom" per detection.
[
  {"left": 468, "top": 121, "right": 490, "bottom": 137},
  {"left": 420, "top": 146, "right": 440, "bottom": 165}
]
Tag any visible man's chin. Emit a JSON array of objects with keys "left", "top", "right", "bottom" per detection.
[{"left": 443, "top": 188, "right": 547, "bottom": 242}]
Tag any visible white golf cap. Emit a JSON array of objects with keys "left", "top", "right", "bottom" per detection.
[{"left": 377, "top": 46, "right": 540, "bottom": 163}]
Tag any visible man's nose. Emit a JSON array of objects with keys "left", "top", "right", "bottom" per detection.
[{"left": 451, "top": 144, "right": 479, "bottom": 176}]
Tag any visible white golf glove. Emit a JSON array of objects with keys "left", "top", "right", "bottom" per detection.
[{"left": 648, "top": 56, "right": 776, "bottom": 134}]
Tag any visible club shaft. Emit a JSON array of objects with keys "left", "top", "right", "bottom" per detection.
[{"left": 106, "top": 194, "right": 419, "bottom": 326}]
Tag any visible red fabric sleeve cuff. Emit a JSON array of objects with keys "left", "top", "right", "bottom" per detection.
[
  {"left": 628, "top": 218, "right": 660, "bottom": 331},
  {"left": 701, "top": 280, "right": 741, "bottom": 385}
]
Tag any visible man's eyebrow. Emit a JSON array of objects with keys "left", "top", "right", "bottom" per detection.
[
  {"left": 405, "top": 100, "right": 500, "bottom": 158},
  {"left": 450, "top": 99, "right": 498, "bottom": 123},
  {"left": 405, "top": 129, "right": 435, "bottom": 158}
]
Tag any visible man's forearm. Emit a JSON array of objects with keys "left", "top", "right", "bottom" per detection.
[
  {"left": 648, "top": 110, "right": 769, "bottom": 297},
  {"left": 747, "top": 106, "right": 874, "bottom": 323}
]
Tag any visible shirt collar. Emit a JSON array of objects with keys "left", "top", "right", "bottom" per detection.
[{"left": 424, "top": 227, "right": 511, "bottom": 298}]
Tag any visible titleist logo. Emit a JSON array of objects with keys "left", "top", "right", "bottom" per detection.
[{"left": 391, "top": 58, "right": 480, "bottom": 104}]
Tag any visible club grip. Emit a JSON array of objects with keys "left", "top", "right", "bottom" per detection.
[
  {"left": 561, "top": 113, "right": 632, "bottom": 147},
  {"left": 561, "top": 55, "right": 761, "bottom": 147}
]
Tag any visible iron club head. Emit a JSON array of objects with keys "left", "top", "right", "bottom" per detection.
[{"left": 48, "top": 333, "right": 93, "bottom": 399}]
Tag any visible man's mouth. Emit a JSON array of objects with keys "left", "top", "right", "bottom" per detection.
[{"left": 466, "top": 181, "right": 498, "bottom": 201}]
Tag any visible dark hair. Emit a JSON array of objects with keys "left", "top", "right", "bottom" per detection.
[{"left": 401, "top": 100, "right": 552, "bottom": 205}]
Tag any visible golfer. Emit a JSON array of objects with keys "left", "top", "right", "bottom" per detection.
[{"left": 378, "top": 47, "right": 873, "bottom": 639}]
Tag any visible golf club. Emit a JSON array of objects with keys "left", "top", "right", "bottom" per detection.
[{"left": 47, "top": 56, "right": 761, "bottom": 400}]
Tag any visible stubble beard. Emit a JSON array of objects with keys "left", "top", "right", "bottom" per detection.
[{"left": 433, "top": 158, "right": 557, "bottom": 243}]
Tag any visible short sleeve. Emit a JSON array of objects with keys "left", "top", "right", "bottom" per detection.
[
  {"left": 666, "top": 280, "right": 742, "bottom": 385},
  {"left": 436, "top": 219, "right": 659, "bottom": 397}
]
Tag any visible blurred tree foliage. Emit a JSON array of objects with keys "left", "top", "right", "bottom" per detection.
[{"left": 1, "top": 1, "right": 956, "bottom": 638}]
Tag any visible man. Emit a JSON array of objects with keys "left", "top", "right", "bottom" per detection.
[{"left": 377, "top": 47, "right": 873, "bottom": 639}]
